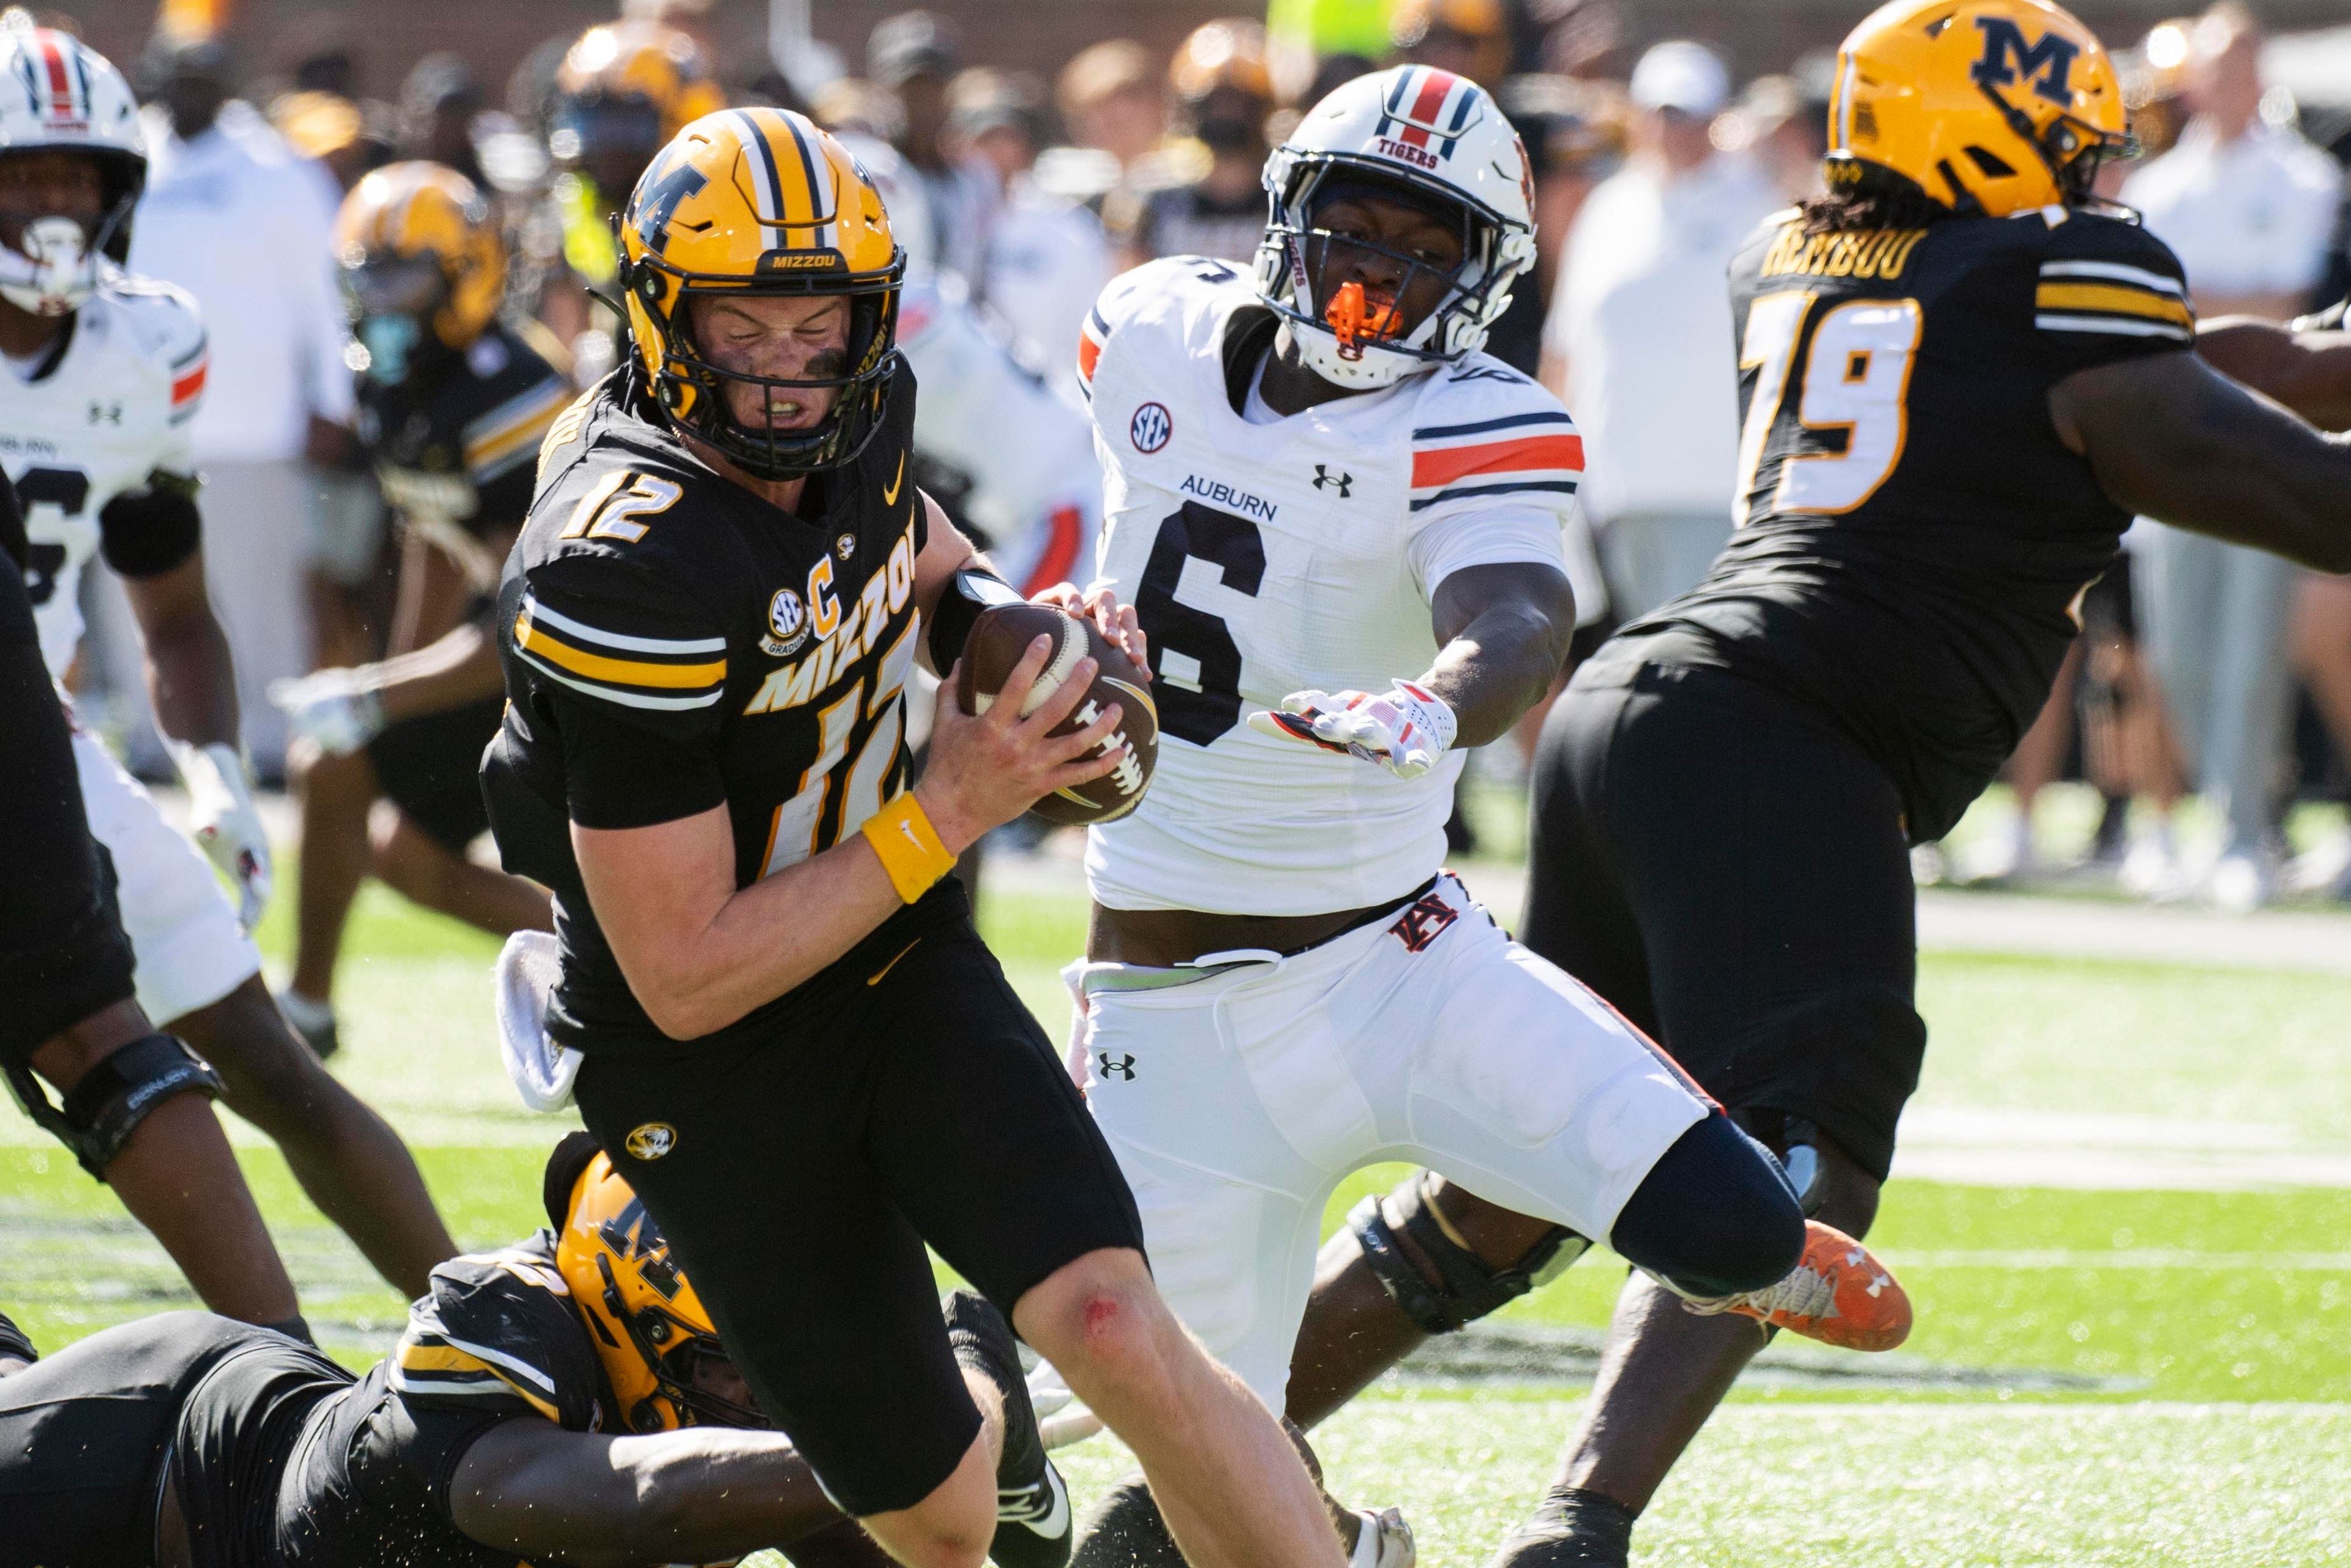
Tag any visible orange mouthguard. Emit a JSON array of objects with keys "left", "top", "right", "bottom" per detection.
[{"left": 1324, "top": 280, "right": 1402, "bottom": 351}]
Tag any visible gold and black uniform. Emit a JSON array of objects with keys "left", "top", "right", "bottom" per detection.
[
  {"left": 1524, "top": 207, "right": 2193, "bottom": 1181},
  {"left": 355, "top": 320, "right": 572, "bottom": 853},
  {"left": 482, "top": 361, "right": 1142, "bottom": 1515}
]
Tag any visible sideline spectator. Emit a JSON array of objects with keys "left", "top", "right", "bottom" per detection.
[
  {"left": 2123, "top": 4, "right": 2341, "bottom": 907},
  {"left": 1056, "top": 40, "right": 1165, "bottom": 175},
  {"left": 869, "top": 10, "right": 996, "bottom": 282},
  {"left": 948, "top": 69, "right": 1110, "bottom": 378},
  {"left": 398, "top": 53, "right": 486, "bottom": 187},
  {"left": 122, "top": 32, "right": 354, "bottom": 778},
  {"left": 1387, "top": 0, "right": 1510, "bottom": 87},
  {"left": 810, "top": 78, "right": 939, "bottom": 280},
  {"left": 1106, "top": 18, "right": 1273, "bottom": 270},
  {"left": 1540, "top": 39, "right": 1779, "bottom": 624}
]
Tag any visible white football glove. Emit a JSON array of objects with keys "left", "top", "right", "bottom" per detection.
[
  {"left": 269, "top": 667, "right": 387, "bottom": 757},
  {"left": 1247, "top": 681, "right": 1458, "bottom": 781},
  {"left": 171, "top": 740, "right": 272, "bottom": 932}
]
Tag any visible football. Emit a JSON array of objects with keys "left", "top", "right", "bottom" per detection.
[{"left": 954, "top": 602, "right": 1160, "bottom": 825}]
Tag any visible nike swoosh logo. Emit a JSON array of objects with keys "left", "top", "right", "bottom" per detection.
[
  {"left": 882, "top": 451, "right": 906, "bottom": 506},
  {"left": 868, "top": 939, "right": 921, "bottom": 986},
  {"left": 999, "top": 1464, "right": 1071, "bottom": 1537},
  {"left": 899, "top": 819, "right": 924, "bottom": 849}
]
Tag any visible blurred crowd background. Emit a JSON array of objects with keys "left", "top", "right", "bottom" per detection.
[{"left": 37, "top": 0, "right": 2351, "bottom": 910}]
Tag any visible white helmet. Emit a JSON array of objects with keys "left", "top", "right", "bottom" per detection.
[
  {"left": 1254, "top": 65, "right": 1535, "bottom": 390},
  {"left": 0, "top": 10, "right": 146, "bottom": 316}
]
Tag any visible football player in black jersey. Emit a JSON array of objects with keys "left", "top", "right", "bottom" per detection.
[
  {"left": 0, "top": 1134, "right": 1071, "bottom": 1568},
  {"left": 483, "top": 107, "right": 1348, "bottom": 1568},
  {"left": 271, "top": 163, "right": 567, "bottom": 1059},
  {"left": 1258, "top": 4, "right": 2351, "bottom": 1564}
]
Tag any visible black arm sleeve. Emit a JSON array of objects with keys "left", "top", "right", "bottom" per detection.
[
  {"left": 926, "top": 566, "right": 1023, "bottom": 673},
  {"left": 97, "top": 476, "right": 203, "bottom": 579}
]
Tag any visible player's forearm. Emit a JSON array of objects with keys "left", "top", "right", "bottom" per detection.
[
  {"left": 144, "top": 616, "right": 240, "bottom": 749},
  {"left": 452, "top": 1425, "right": 838, "bottom": 1564},
  {"left": 2199, "top": 318, "right": 2351, "bottom": 431},
  {"left": 368, "top": 624, "right": 505, "bottom": 724},
  {"left": 579, "top": 814, "right": 907, "bottom": 1040},
  {"left": 1418, "top": 604, "right": 1569, "bottom": 748},
  {"left": 610, "top": 1431, "right": 843, "bottom": 1561}
]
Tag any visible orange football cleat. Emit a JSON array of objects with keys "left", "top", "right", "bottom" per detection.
[{"left": 1692, "top": 1220, "right": 1911, "bottom": 1351}]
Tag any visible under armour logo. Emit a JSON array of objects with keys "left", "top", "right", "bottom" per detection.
[
  {"left": 1095, "top": 1051, "right": 1136, "bottom": 1081},
  {"left": 1313, "top": 465, "right": 1353, "bottom": 497},
  {"left": 88, "top": 400, "right": 121, "bottom": 425}
]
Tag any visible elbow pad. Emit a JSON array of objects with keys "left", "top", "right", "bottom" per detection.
[
  {"left": 98, "top": 479, "right": 203, "bottom": 579},
  {"left": 927, "top": 567, "right": 1023, "bottom": 672}
]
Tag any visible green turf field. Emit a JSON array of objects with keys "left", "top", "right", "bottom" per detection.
[{"left": 7, "top": 859, "right": 2350, "bottom": 1564}]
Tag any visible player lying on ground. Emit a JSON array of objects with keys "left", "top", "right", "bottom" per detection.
[
  {"left": 0, "top": 17, "right": 452, "bottom": 1308},
  {"left": 1267, "top": 6, "right": 2351, "bottom": 1564},
  {"left": 269, "top": 162, "right": 563, "bottom": 1059},
  {"left": 0, "top": 1134, "right": 1075, "bottom": 1568},
  {"left": 482, "top": 107, "right": 1351, "bottom": 1568},
  {"left": 1048, "top": 63, "right": 1909, "bottom": 1568},
  {"left": 0, "top": 441, "right": 306, "bottom": 1335}
]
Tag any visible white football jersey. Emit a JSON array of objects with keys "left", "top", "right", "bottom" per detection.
[
  {"left": 0, "top": 272, "right": 206, "bottom": 677},
  {"left": 1078, "top": 257, "right": 1583, "bottom": 915},
  {"left": 899, "top": 275, "right": 1103, "bottom": 595}
]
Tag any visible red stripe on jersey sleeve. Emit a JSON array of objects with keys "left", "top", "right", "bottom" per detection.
[
  {"left": 1411, "top": 432, "right": 1584, "bottom": 488},
  {"left": 171, "top": 362, "right": 207, "bottom": 407},
  {"left": 1076, "top": 328, "right": 1102, "bottom": 386}
]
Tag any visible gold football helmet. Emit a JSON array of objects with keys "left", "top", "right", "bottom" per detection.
[
  {"left": 618, "top": 107, "right": 903, "bottom": 478},
  {"left": 1169, "top": 18, "right": 1273, "bottom": 106},
  {"left": 552, "top": 1143, "right": 760, "bottom": 1433},
  {"left": 1828, "top": 0, "right": 2134, "bottom": 216},
  {"left": 552, "top": 19, "right": 724, "bottom": 160},
  {"left": 332, "top": 161, "right": 504, "bottom": 384}
]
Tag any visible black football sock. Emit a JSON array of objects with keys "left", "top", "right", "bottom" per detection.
[
  {"left": 944, "top": 1289, "right": 1070, "bottom": 1568},
  {"left": 1487, "top": 1485, "right": 1637, "bottom": 1568}
]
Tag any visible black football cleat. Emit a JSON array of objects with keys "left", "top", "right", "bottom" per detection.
[
  {"left": 945, "top": 1289, "right": 1071, "bottom": 1568},
  {"left": 1486, "top": 1487, "right": 1635, "bottom": 1568}
]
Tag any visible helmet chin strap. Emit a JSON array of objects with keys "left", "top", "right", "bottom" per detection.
[{"left": 0, "top": 216, "right": 97, "bottom": 317}]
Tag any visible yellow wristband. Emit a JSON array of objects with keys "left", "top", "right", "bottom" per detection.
[{"left": 861, "top": 792, "right": 956, "bottom": 904}]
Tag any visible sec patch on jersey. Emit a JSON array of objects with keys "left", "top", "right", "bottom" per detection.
[{"left": 957, "top": 603, "right": 1159, "bottom": 825}]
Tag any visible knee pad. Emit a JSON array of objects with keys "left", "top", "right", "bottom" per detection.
[
  {"left": 1349, "top": 1171, "right": 1588, "bottom": 1335},
  {"left": 5, "top": 1033, "right": 225, "bottom": 1179}
]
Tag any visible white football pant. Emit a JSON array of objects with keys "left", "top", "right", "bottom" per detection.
[
  {"left": 72, "top": 729, "right": 261, "bottom": 1026},
  {"left": 1064, "top": 872, "right": 1708, "bottom": 1408}
]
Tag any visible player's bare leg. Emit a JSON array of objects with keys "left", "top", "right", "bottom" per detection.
[
  {"left": 1018, "top": 1248, "right": 1348, "bottom": 1568},
  {"left": 30, "top": 998, "right": 298, "bottom": 1325},
  {"left": 1495, "top": 1138, "right": 1883, "bottom": 1566},
  {"left": 371, "top": 811, "right": 552, "bottom": 937},
  {"left": 287, "top": 741, "right": 377, "bottom": 1007},
  {"left": 170, "top": 975, "right": 455, "bottom": 1296}
]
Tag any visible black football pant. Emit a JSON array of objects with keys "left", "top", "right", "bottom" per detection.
[
  {"left": 1524, "top": 658, "right": 1927, "bottom": 1184},
  {"left": 572, "top": 913, "right": 1146, "bottom": 1517}
]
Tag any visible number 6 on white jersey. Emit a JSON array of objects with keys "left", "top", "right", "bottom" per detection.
[{"left": 1733, "top": 292, "right": 1922, "bottom": 526}]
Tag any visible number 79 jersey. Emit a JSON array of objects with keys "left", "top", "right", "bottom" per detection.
[
  {"left": 1635, "top": 205, "right": 2193, "bottom": 842},
  {"left": 1078, "top": 257, "right": 1583, "bottom": 917}
]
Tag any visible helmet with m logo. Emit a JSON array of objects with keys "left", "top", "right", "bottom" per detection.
[{"left": 1828, "top": 0, "right": 2134, "bottom": 216}]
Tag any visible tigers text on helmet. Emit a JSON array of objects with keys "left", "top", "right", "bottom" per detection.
[
  {"left": 1255, "top": 65, "right": 1535, "bottom": 391},
  {"left": 0, "top": 10, "right": 144, "bottom": 317},
  {"left": 1828, "top": 0, "right": 2134, "bottom": 217},
  {"left": 553, "top": 1146, "right": 762, "bottom": 1433},
  {"left": 618, "top": 108, "right": 904, "bottom": 480},
  {"left": 332, "top": 162, "right": 505, "bottom": 386}
]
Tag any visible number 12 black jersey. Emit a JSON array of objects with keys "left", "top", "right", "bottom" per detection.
[
  {"left": 484, "top": 362, "right": 948, "bottom": 1053},
  {"left": 1605, "top": 205, "right": 2193, "bottom": 841}
]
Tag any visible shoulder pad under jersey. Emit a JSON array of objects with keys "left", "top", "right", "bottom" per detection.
[
  {"left": 1404, "top": 353, "right": 1584, "bottom": 517},
  {"left": 389, "top": 1237, "right": 605, "bottom": 1430}
]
